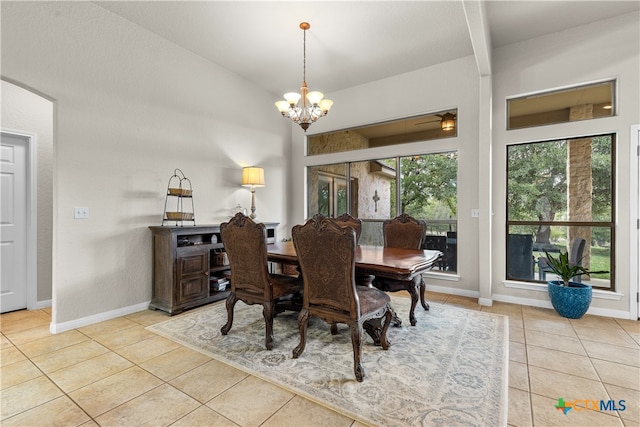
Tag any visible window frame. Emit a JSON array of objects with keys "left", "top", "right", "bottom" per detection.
[
  {"left": 505, "top": 133, "right": 616, "bottom": 290},
  {"left": 305, "top": 151, "right": 459, "bottom": 273},
  {"left": 506, "top": 79, "right": 616, "bottom": 130}
]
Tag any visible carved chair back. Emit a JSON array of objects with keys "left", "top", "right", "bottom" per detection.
[
  {"left": 333, "top": 213, "right": 362, "bottom": 242},
  {"left": 292, "top": 215, "right": 392, "bottom": 381},
  {"left": 292, "top": 215, "right": 358, "bottom": 322},
  {"left": 220, "top": 212, "right": 271, "bottom": 298},
  {"left": 382, "top": 213, "right": 427, "bottom": 250}
]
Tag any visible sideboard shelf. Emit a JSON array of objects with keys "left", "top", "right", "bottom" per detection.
[{"left": 149, "top": 222, "right": 278, "bottom": 315}]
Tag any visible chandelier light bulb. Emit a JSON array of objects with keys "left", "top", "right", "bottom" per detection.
[
  {"left": 275, "top": 100, "right": 290, "bottom": 113},
  {"left": 306, "top": 91, "right": 324, "bottom": 105},
  {"left": 283, "top": 92, "right": 302, "bottom": 105},
  {"left": 319, "top": 99, "right": 333, "bottom": 113}
]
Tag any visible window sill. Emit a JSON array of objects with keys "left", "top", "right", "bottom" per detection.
[{"left": 503, "top": 280, "right": 623, "bottom": 300}]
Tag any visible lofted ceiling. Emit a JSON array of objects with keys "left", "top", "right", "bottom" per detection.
[{"left": 94, "top": 1, "right": 639, "bottom": 100}]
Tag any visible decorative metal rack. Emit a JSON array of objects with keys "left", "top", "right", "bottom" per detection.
[{"left": 162, "top": 168, "right": 195, "bottom": 226}]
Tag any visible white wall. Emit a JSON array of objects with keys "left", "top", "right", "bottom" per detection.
[
  {"left": 1, "top": 1, "right": 291, "bottom": 329},
  {"left": 491, "top": 12, "right": 640, "bottom": 317},
  {"left": 1, "top": 81, "right": 54, "bottom": 304}
]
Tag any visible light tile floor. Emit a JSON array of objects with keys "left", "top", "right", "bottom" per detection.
[{"left": 1, "top": 292, "right": 638, "bottom": 426}]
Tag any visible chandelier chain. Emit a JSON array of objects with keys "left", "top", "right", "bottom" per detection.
[{"left": 302, "top": 27, "right": 306, "bottom": 84}]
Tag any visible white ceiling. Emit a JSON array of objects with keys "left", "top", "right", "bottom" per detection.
[{"left": 94, "top": 1, "right": 639, "bottom": 99}]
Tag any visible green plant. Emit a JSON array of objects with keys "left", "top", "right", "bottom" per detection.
[{"left": 544, "top": 251, "right": 608, "bottom": 286}]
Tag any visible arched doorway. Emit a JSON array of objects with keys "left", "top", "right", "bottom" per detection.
[{"left": 1, "top": 79, "right": 54, "bottom": 311}]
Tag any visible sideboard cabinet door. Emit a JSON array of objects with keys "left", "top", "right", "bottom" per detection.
[{"left": 175, "top": 250, "right": 209, "bottom": 306}]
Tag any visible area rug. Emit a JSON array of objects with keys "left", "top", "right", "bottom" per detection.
[{"left": 147, "top": 296, "right": 508, "bottom": 426}]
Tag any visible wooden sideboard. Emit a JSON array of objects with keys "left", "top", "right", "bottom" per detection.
[{"left": 149, "top": 222, "right": 278, "bottom": 315}]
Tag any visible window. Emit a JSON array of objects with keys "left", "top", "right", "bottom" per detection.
[
  {"left": 308, "top": 164, "right": 353, "bottom": 217},
  {"left": 506, "top": 134, "right": 615, "bottom": 290},
  {"left": 307, "top": 109, "right": 457, "bottom": 156},
  {"left": 507, "top": 80, "right": 615, "bottom": 130},
  {"left": 307, "top": 152, "right": 458, "bottom": 273}
]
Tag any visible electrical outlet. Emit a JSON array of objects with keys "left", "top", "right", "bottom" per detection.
[
  {"left": 471, "top": 209, "right": 480, "bottom": 218},
  {"left": 74, "top": 207, "right": 89, "bottom": 219}
]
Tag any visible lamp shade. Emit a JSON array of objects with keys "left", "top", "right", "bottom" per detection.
[
  {"left": 241, "top": 167, "right": 265, "bottom": 187},
  {"left": 306, "top": 91, "right": 324, "bottom": 105}
]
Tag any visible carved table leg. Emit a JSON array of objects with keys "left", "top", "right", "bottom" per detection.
[{"left": 419, "top": 277, "right": 430, "bottom": 311}]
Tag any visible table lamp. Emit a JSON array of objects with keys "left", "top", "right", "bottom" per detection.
[{"left": 241, "top": 166, "right": 265, "bottom": 219}]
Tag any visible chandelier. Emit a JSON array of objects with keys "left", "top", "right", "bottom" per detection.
[{"left": 275, "top": 22, "right": 333, "bottom": 132}]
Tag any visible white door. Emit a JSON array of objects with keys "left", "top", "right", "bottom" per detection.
[{"left": 0, "top": 133, "right": 28, "bottom": 313}]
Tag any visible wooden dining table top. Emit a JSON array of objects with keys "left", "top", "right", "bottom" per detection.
[{"left": 267, "top": 241, "right": 442, "bottom": 281}]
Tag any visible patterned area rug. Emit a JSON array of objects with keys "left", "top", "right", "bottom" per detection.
[{"left": 147, "top": 296, "right": 508, "bottom": 426}]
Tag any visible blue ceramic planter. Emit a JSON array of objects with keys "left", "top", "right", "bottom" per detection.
[{"left": 547, "top": 280, "right": 592, "bottom": 319}]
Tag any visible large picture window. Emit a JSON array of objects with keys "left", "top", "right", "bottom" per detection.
[
  {"left": 506, "top": 134, "right": 615, "bottom": 290},
  {"left": 307, "top": 152, "right": 458, "bottom": 273}
]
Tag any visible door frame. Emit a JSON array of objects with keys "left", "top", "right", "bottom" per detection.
[
  {"left": 631, "top": 124, "right": 639, "bottom": 320},
  {"left": 1, "top": 130, "right": 38, "bottom": 310}
]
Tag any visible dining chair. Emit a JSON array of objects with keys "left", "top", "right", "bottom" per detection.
[
  {"left": 220, "top": 213, "right": 303, "bottom": 350},
  {"left": 333, "top": 213, "right": 362, "bottom": 241},
  {"left": 333, "top": 213, "right": 375, "bottom": 288},
  {"left": 372, "top": 213, "right": 429, "bottom": 326},
  {"left": 291, "top": 215, "right": 393, "bottom": 382}
]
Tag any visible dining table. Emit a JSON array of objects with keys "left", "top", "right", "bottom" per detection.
[
  {"left": 267, "top": 240, "right": 442, "bottom": 330},
  {"left": 267, "top": 240, "right": 442, "bottom": 281}
]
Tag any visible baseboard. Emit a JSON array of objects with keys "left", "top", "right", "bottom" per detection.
[
  {"left": 478, "top": 297, "right": 493, "bottom": 307},
  {"left": 50, "top": 301, "right": 151, "bottom": 334},
  {"left": 424, "top": 286, "right": 633, "bottom": 319},
  {"left": 492, "top": 293, "right": 632, "bottom": 319},
  {"left": 424, "top": 284, "right": 480, "bottom": 299},
  {"left": 30, "top": 299, "right": 52, "bottom": 310},
  {"left": 492, "top": 293, "right": 553, "bottom": 309},
  {"left": 585, "top": 306, "right": 632, "bottom": 319}
]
